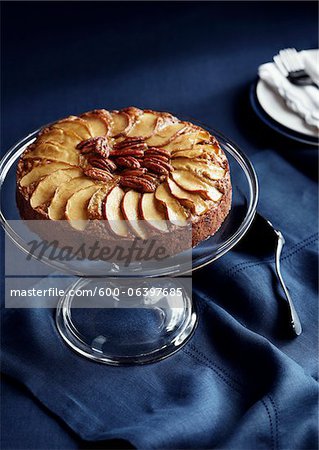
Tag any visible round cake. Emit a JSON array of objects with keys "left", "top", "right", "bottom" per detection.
[{"left": 16, "top": 107, "right": 232, "bottom": 247}]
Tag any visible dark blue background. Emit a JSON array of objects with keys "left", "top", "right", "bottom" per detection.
[
  {"left": 2, "top": 1, "right": 318, "bottom": 156},
  {"left": 1, "top": 2, "right": 318, "bottom": 449}
]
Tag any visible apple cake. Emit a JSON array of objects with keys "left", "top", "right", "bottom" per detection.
[{"left": 16, "top": 107, "right": 232, "bottom": 247}]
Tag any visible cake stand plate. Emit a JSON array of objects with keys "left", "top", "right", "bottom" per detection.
[
  {"left": 56, "top": 277, "right": 197, "bottom": 365},
  {"left": 0, "top": 124, "right": 258, "bottom": 365}
]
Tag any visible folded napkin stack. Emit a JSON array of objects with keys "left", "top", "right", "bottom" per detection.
[{"left": 258, "top": 49, "right": 319, "bottom": 129}]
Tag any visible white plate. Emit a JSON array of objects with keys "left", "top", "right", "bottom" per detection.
[{"left": 256, "top": 79, "right": 318, "bottom": 138}]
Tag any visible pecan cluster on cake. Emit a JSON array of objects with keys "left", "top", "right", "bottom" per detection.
[{"left": 16, "top": 107, "right": 232, "bottom": 247}]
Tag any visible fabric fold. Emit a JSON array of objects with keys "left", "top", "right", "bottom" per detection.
[{"left": 1, "top": 150, "right": 318, "bottom": 449}]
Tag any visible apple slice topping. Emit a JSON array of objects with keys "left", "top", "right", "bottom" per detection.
[
  {"left": 52, "top": 116, "right": 92, "bottom": 140},
  {"left": 171, "top": 170, "right": 222, "bottom": 202},
  {"left": 30, "top": 168, "right": 82, "bottom": 209},
  {"left": 164, "top": 130, "right": 204, "bottom": 153},
  {"left": 48, "top": 177, "right": 95, "bottom": 220},
  {"left": 140, "top": 193, "right": 168, "bottom": 232},
  {"left": 156, "top": 112, "right": 179, "bottom": 128},
  {"left": 171, "top": 148, "right": 205, "bottom": 159},
  {"left": 171, "top": 147, "right": 211, "bottom": 159},
  {"left": 171, "top": 143, "right": 220, "bottom": 159},
  {"left": 126, "top": 112, "right": 158, "bottom": 139},
  {"left": 199, "top": 143, "right": 221, "bottom": 155},
  {"left": 20, "top": 162, "right": 71, "bottom": 187},
  {"left": 155, "top": 183, "right": 189, "bottom": 226},
  {"left": 103, "top": 186, "right": 129, "bottom": 237},
  {"left": 37, "top": 128, "right": 81, "bottom": 148},
  {"left": 88, "top": 185, "right": 115, "bottom": 220},
  {"left": 193, "top": 128, "right": 213, "bottom": 143},
  {"left": 146, "top": 122, "right": 187, "bottom": 147},
  {"left": 24, "top": 142, "right": 80, "bottom": 166},
  {"left": 172, "top": 158, "right": 225, "bottom": 180},
  {"left": 65, "top": 185, "right": 101, "bottom": 231},
  {"left": 81, "top": 110, "right": 111, "bottom": 137},
  {"left": 110, "top": 111, "right": 130, "bottom": 137},
  {"left": 167, "top": 178, "right": 208, "bottom": 215},
  {"left": 121, "top": 190, "right": 148, "bottom": 239},
  {"left": 110, "top": 108, "right": 143, "bottom": 138}
]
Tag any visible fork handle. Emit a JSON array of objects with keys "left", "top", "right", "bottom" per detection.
[
  {"left": 275, "top": 231, "right": 302, "bottom": 336},
  {"left": 288, "top": 75, "right": 318, "bottom": 88}
]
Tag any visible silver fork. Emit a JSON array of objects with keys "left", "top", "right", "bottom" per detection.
[
  {"left": 270, "top": 221, "right": 302, "bottom": 336},
  {"left": 274, "top": 48, "right": 318, "bottom": 88},
  {"left": 256, "top": 213, "right": 302, "bottom": 337}
]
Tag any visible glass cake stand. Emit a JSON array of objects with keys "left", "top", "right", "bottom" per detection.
[{"left": 0, "top": 124, "right": 258, "bottom": 365}]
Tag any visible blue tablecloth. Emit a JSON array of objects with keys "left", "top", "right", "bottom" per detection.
[{"left": 1, "top": 2, "right": 318, "bottom": 449}]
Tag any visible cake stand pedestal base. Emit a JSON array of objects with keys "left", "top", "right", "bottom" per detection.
[{"left": 56, "top": 278, "right": 197, "bottom": 365}]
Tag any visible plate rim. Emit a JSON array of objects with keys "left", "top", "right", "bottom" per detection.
[{"left": 250, "top": 79, "right": 319, "bottom": 147}]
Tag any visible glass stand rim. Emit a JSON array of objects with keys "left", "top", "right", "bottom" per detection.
[{"left": 0, "top": 122, "right": 258, "bottom": 277}]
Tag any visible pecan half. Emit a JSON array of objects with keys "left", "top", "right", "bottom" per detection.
[
  {"left": 88, "top": 156, "right": 117, "bottom": 172},
  {"left": 114, "top": 156, "right": 141, "bottom": 169},
  {"left": 121, "top": 168, "right": 147, "bottom": 177},
  {"left": 145, "top": 147, "right": 171, "bottom": 158},
  {"left": 76, "top": 136, "right": 110, "bottom": 158},
  {"left": 143, "top": 173, "right": 158, "bottom": 182},
  {"left": 144, "top": 154, "right": 169, "bottom": 163},
  {"left": 113, "top": 136, "right": 144, "bottom": 149},
  {"left": 120, "top": 176, "right": 156, "bottom": 193},
  {"left": 110, "top": 147, "right": 145, "bottom": 158},
  {"left": 143, "top": 158, "right": 173, "bottom": 175},
  {"left": 84, "top": 167, "right": 113, "bottom": 182}
]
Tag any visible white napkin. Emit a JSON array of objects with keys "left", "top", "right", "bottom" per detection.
[{"left": 258, "top": 49, "right": 319, "bottom": 129}]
